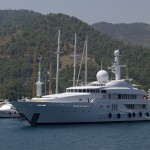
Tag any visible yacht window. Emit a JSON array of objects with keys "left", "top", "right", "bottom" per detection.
[
  {"left": 129, "top": 95, "right": 131, "bottom": 99},
  {"left": 79, "top": 89, "right": 82, "bottom": 92},
  {"left": 101, "top": 90, "right": 106, "bottom": 93},
  {"left": 83, "top": 89, "right": 86, "bottom": 92},
  {"left": 87, "top": 89, "right": 89, "bottom": 92},
  {"left": 121, "top": 94, "right": 123, "bottom": 99},
  {"left": 123, "top": 94, "right": 125, "bottom": 99},
  {"left": 75, "top": 89, "right": 77, "bottom": 92}
]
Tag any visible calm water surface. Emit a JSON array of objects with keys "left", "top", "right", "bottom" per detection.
[{"left": 0, "top": 119, "right": 150, "bottom": 150}]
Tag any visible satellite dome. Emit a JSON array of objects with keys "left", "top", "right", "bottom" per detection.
[
  {"left": 114, "top": 49, "right": 119, "bottom": 56},
  {"left": 96, "top": 70, "right": 109, "bottom": 83}
]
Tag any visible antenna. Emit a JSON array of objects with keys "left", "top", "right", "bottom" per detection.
[
  {"left": 44, "top": 74, "right": 47, "bottom": 95},
  {"left": 126, "top": 64, "right": 128, "bottom": 79},
  {"left": 101, "top": 57, "right": 103, "bottom": 70},
  {"left": 125, "top": 59, "right": 129, "bottom": 79},
  {"left": 49, "top": 62, "right": 52, "bottom": 94}
]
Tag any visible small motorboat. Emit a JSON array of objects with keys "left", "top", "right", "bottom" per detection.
[{"left": 0, "top": 102, "right": 20, "bottom": 118}]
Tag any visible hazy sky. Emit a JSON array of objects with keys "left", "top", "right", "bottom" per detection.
[{"left": 0, "top": 0, "right": 150, "bottom": 25}]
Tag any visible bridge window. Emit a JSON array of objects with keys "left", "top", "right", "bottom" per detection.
[{"left": 118, "top": 94, "right": 137, "bottom": 99}]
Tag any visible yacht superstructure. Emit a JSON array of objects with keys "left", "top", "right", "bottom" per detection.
[{"left": 10, "top": 48, "right": 150, "bottom": 125}]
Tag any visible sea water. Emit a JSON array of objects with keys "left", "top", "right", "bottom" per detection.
[{"left": 0, "top": 119, "right": 150, "bottom": 150}]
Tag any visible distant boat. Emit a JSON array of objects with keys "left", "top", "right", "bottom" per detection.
[
  {"left": 0, "top": 102, "right": 19, "bottom": 118},
  {"left": 0, "top": 101, "right": 6, "bottom": 107},
  {"left": 10, "top": 32, "right": 150, "bottom": 125}
]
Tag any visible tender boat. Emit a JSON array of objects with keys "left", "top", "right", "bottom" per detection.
[
  {"left": 10, "top": 48, "right": 150, "bottom": 125},
  {"left": 0, "top": 102, "right": 19, "bottom": 118}
]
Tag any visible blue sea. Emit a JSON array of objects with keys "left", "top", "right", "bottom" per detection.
[{"left": 0, "top": 119, "right": 150, "bottom": 150}]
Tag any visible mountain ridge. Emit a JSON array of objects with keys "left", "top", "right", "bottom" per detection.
[
  {"left": 0, "top": 10, "right": 150, "bottom": 98},
  {"left": 92, "top": 22, "right": 150, "bottom": 48}
]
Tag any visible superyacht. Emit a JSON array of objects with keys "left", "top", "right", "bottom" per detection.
[{"left": 11, "top": 48, "right": 150, "bottom": 125}]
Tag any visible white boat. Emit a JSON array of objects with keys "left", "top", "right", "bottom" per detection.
[
  {"left": 0, "top": 102, "right": 19, "bottom": 118},
  {"left": 10, "top": 31, "right": 150, "bottom": 125},
  {"left": 0, "top": 101, "right": 6, "bottom": 107},
  {"left": 10, "top": 48, "right": 150, "bottom": 125}
]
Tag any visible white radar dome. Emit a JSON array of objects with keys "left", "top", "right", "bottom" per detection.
[
  {"left": 114, "top": 49, "right": 119, "bottom": 56},
  {"left": 96, "top": 70, "right": 109, "bottom": 83}
]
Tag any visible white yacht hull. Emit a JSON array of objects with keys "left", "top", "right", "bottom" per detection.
[{"left": 11, "top": 100, "right": 150, "bottom": 125}]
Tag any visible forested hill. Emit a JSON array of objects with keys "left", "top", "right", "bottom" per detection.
[
  {"left": 92, "top": 22, "right": 150, "bottom": 48},
  {"left": 0, "top": 10, "right": 150, "bottom": 98}
]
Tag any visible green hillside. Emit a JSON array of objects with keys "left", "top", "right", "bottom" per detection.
[
  {"left": 0, "top": 10, "right": 150, "bottom": 98},
  {"left": 92, "top": 22, "right": 150, "bottom": 48}
]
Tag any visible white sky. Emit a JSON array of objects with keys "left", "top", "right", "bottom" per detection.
[{"left": 0, "top": 0, "right": 150, "bottom": 25}]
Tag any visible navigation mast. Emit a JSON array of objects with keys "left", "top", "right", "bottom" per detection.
[
  {"left": 32, "top": 48, "right": 36, "bottom": 98},
  {"left": 36, "top": 56, "right": 43, "bottom": 97},
  {"left": 109, "top": 49, "right": 126, "bottom": 80},
  {"left": 85, "top": 36, "right": 88, "bottom": 85},
  {"left": 55, "top": 29, "right": 60, "bottom": 94},
  {"left": 73, "top": 33, "right": 77, "bottom": 87}
]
